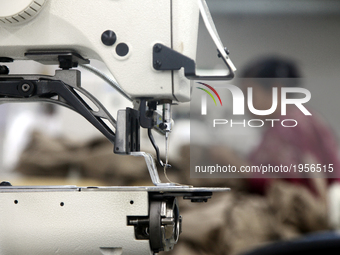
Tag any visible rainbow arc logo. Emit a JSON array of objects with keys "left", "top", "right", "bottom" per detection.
[{"left": 196, "top": 82, "right": 223, "bottom": 106}]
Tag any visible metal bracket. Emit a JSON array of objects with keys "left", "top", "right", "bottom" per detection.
[
  {"left": 130, "top": 152, "right": 176, "bottom": 186},
  {"left": 153, "top": 43, "right": 235, "bottom": 80},
  {"left": 114, "top": 108, "right": 140, "bottom": 154}
]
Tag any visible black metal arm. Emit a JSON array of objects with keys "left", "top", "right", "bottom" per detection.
[
  {"left": 153, "top": 43, "right": 235, "bottom": 80},
  {"left": 0, "top": 77, "right": 116, "bottom": 144}
]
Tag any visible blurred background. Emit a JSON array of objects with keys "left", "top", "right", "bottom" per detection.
[
  {"left": 1, "top": 0, "right": 340, "bottom": 255},
  {"left": 197, "top": 0, "right": 340, "bottom": 137}
]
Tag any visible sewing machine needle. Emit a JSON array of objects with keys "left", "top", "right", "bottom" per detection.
[{"left": 165, "top": 132, "right": 169, "bottom": 167}]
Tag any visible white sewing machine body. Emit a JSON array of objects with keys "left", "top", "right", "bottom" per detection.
[
  {"left": 0, "top": 1, "right": 235, "bottom": 254},
  {"left": 0, "top": 187, "right": 151, "bottom": 255},
  {"left": 0, "top": 185, "right": 229, "bottom": 255},
  {"left": 0, "top": 0, "right": 200, "bottom": 102}
]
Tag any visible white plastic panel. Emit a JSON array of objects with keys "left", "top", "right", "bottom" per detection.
[
  {"left": 0, "top": 0, "right": 175, "bottom": 100},
  {"left": 0, "top": 190, "right": 151, "bottom": 255}
]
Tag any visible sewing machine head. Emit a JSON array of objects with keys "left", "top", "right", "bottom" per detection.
[
  {"left": 0, "top": 1, "right": 235, "bottom": 254},
  {"left": 0, "top": 0, "right": 235, "bottom": 167},
  {"left": 0, "top": 0, "right": 235, "bottom": 100}
]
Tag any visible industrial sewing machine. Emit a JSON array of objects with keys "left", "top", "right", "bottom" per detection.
[{"left": 0, "top": 0, "right": 236, "bottom": 254}]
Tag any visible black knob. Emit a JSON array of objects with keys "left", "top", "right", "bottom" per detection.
[
  {"left": 0, "top": 65, "right": 9, "bottom": 75},
  {"left": 116, "top": 43, "right": 129, "bottom": 57},
  {"left": 159, "top": 123, "right": 167, "bottom": 130},
  {"left": 0, "top": 181, "right": 12, "bottom": 186},
  {"left": 101, "top": 30, "right": 117, "bottom": 46}
]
